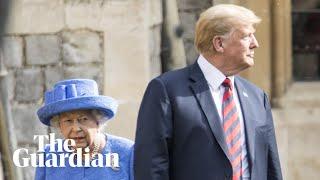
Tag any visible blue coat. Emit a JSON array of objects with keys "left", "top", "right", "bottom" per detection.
[{"left": 35, "top": 134, "right": 134, "bottom": 180}]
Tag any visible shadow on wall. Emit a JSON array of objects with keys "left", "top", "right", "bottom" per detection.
[
  {"left": 0, "top": 0, "right": 10, "bottom": 37},
  {"left": 1, "top": 2, "right": 15, "bottom": 180}
]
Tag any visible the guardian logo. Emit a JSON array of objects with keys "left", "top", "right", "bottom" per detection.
[{"left": 12, "top": 133, "right": 119, "bottom": 168}]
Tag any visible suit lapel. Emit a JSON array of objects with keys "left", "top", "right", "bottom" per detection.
[
  {"left": 188, "top": 63, "right": 231, "bottom": 161},
  {"left": 234, "top": 77, "right": 256, "bottom": 168}
]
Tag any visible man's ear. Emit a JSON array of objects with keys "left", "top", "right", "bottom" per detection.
[{"left": 212, "top": 36, "right": 224, "bottom": 53}]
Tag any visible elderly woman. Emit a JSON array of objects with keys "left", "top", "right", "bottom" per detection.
[{"left": 35, "top": 79, "right": 134, "bottom": 180}]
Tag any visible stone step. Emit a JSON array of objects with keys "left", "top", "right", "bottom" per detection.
[{"left": 278, "top": 82, "right": 320, "bottom": 108}]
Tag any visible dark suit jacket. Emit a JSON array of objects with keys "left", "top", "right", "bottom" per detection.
[{"left": 134, "top": 62, "right": 282, "bottom": 180}]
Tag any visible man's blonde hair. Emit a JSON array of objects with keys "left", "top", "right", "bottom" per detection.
[{"left": 194, "top": 4, "right": 261, "bottom": 56}]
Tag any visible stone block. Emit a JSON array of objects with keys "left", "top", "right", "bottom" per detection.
[
  {"left": 25, "top": 35, "right": 61, "bottom": 65},
  {"left": 62, "top": 31, "right": 102, "bottom": 64},
  {"left": 288, "top": 119, "right": 320, "bottom": 180},
  {"left": 177, "top": 0, "right": 212, "bottom": 10},
  {"left": 103, "top": 26, "right": 150, "bottom": 101},
  {"left": 287, "top": 109, "right": 320, "bottom": 158},
  {"left": 12, "top": 104, "right": 47, "bottom": 144},
  {"left": 64, "top": 65, "right": 103, "bottom": 88},
  {"left": 44, "top": 66, "right": 64, "bottom": 90},
  {"left": 280, "top": 82, "right": 320, "bottom": 108},
  {"left": 65, "top": 2, "right": 104, "bottom": 30},
  {"left": 273, "top": 108, "right": 320, "bottom": 180},
  {"left": 65, "top": 0, "right": 146, "bottom": 31},
  {"left": 0, "top": 155, "right": 3, "bottom": 180},
  {"left": 149, "top": 25, "right": 161, "bottom": 57},
  {"left": 149, "top": 0, "right": 163, "bottom": 27},
  {"left": 289, "top": 159, "right": 319, "bottom": 180},
  {"left": 272, "top": 109, "right": 288, "bottom": 180},
  {"left": 0, "top": 70, "right": 15, "bottom": 104},
  {"left": 15, "top": 69, "right": 44, "bottom": 102},
  {"left": 1, "top": 36, "right": 23, "bottom": 68},
  {"left": 213, "top": 0, "right": 236, "bottom": 4},
  {"left": 179, "top": 12, "right": 197, "bottom": 39},
  {"left": 149, "top": 25, "right": 162, "bottom": 78},
  {"left": 6, "top": 1, "right": 64, "bottom": 34},
  {"left": 16, "top": 146, "right": 37, "bottom": 180},
  {"left": 7, "top": 71, "right": 15, "bottom": 101},
  {"left": 183, "top": 39, "right": 198, "bottom": 65},
  {"left": 103, "top": 101, "right": 139, "bottom": 140},
  {"left": 150, "top": 55, "right": 162, "bottom": 79},
  {"left": 20, "top": 160, "right": 35, "bottom": 180}
]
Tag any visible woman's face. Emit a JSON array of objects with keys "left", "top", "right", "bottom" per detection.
[{"left": 59, "top": 110, "right": 99, "bottom": 149}]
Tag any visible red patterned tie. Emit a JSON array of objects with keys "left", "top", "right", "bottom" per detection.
[{"left": 222, "top": 78, "right": 242, "bottom": 180}]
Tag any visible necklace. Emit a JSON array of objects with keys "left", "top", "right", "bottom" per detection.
[{"left": 90, "top": 134, "right": 101, "bottom": 159}]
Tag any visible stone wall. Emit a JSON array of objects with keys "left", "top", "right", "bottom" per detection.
[
  {"left": 149, "top": 0, "right": 163, "bottom": 78},
  {"left": 0, "top": 154, "right": 3, "bottom": 180},
  {"left": 2, "top": 30, "right": 104, "bottom": 179},
  {"left": 2, "top": 0, "right": 155, "bottom": 179},
  {"left": 3, "top": 1, "right": 318, "bottom": 180},
  {"left": 177, "top": 0, "right": 212, "bottom": 65},
  {"left": 274, "top": 82, "right": 320, "bottom": 180}
]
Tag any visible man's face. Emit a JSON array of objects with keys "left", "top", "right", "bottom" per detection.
[{"left": 221, "top": 25, "right": 259, "bottom": 72}]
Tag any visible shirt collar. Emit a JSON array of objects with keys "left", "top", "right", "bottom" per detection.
[{"left": 197, "top": 54, "right": 235, "bottom": 90}]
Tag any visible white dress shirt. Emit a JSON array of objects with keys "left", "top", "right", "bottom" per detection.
[{"left": 197, "top": 55, "right": 250, "bottom": 178}]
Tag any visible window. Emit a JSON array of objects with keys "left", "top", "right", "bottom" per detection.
[{"left": 292, "top": 0, "right": 320, "bottom": 81}]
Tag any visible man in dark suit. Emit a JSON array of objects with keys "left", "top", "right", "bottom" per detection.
[{"left": 134, "top": 4, "right": 282, "bottom": 180}]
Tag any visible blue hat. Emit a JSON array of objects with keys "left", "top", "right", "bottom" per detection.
[{"left": 37, "top": 79, "right": 118, "bottom": 126}]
